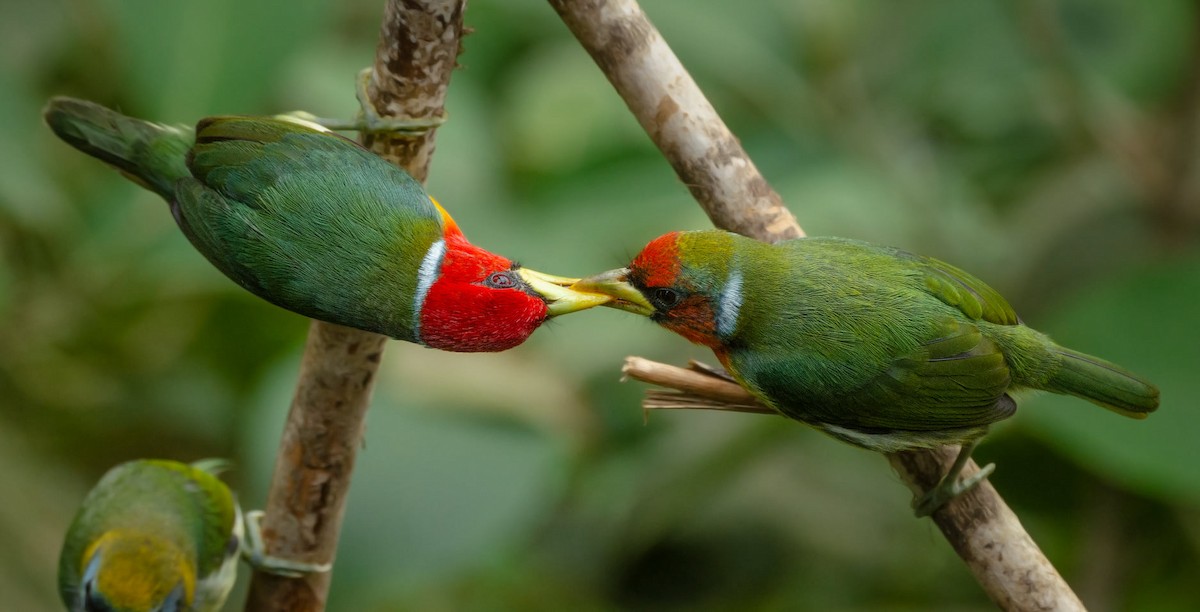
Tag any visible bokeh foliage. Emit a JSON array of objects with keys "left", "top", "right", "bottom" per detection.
[{"left": 2, "top": 0, "right": 1198, "bottom": 609}]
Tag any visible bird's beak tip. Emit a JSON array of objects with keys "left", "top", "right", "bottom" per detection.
[
  {"left": 570, "top": 268, "right": 655, "bottom": 316},
  {"left": 516, "top": 268, "right": 613, "bottom": 316}
]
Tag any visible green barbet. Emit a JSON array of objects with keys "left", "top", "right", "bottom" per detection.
[
  {"left": 58, "top": 460, "right": 241, "bottom": 612},
  {"left": 574, "top": 230, "right": 1159, "bottom": 514},
  {"left": 59, "top": 459, "right": 322, "bottom": 612},
  {"left": 43, "top": 97, "right": 608, "bottom": 352}
]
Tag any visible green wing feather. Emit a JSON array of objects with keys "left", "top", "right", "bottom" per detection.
[
  {"left": 177, "top": 117, "right": 445, "bottom": 341},
  {"left": 156, "top": 461, "right": 239, "bottom": 579},
  {"left": 907, "top": 253, "right": 1019, "bottom": 325},
  {"left": 736, "top": 320, "right": 1014, "bottom": 436},
  {"left": 853, "top": 320, "right": 1014, "bottom": 429}
]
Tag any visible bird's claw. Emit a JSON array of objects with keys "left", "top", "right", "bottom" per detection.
[
  {"left": 277, "top": 69, "right": 446, "bottom": 135},
  {"left": 913, "top": 462, "right": 995, "bottom": 517},
  {"left": 912, "top": 439, "right": 994, "bottom": 517},
  {"left": 241, "top": 510, "right": 332, "bottom": 577}
]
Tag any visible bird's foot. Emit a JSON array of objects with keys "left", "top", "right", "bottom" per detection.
[
  {"left": 912, "top": 439, "right": 993, "bottom": 517},
  {"left": 280, "top": 68, "right": 446, "bottom": 135},
  {"left": 913, "top": 462, "right": 995, "bottom": 517},
  {"left": 241, "top": 510, "right": 332, "bottom": 577}
]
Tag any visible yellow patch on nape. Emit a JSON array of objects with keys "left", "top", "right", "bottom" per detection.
[
  {"left": 429, "top": 196, "right": 460, "bottom": 234},
  {"left": 85, "top": 530, "right": 196, "bottom": 610}
]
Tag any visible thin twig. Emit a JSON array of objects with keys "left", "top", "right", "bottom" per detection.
[
  {"left": 554, "top": 1, "right": 1083, "bottom": 609},
  {"left": 243, "top": 2, "right": 466, "bottom": 610}
]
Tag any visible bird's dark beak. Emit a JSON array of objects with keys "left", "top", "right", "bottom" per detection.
[
  {"left": 516, "top": 268, "right": 613, "bottom": 316},
  {"left": 570, "top": 268, "right": 655, "bottom": 316}
]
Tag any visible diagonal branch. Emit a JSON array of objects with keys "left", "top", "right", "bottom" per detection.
[
  {"left": 551, "top": 1, "right": 1084, "bottom": 609},
  {"left": 243, "top": 2, "right": 466, "bottom": 610}
]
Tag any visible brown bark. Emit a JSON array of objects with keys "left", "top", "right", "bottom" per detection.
[
  {"left": 558, "top": 1, "right": 1084, "bottom": 609},
  {"left": 243, "top": 2, "right": 467, "bottom": 610}
]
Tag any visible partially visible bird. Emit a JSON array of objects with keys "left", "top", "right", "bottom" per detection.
[
  {"left": 58, "top": 460, "right": 241, "bottom": 612},
  {"left": 574, "top": 230, "right": 1159, "bottom": 514},
  {"left": 43, "top": 97, "right": 608, "bottom": 352}
]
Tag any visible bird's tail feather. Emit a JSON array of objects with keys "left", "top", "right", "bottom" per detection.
[
  {"left": 43, "top": 96, "right": 192, "bottom": 199},
  {"left": 1046, "top": 347, "right": 1159, "bottom": 418}
]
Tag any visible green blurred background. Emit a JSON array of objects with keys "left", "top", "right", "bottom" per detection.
[{"left": 3, "top": 0, "right": 1199, "bottom": 609}]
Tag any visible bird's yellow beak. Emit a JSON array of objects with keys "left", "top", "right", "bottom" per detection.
[
  {"left": 516, "top": 268, "right": 614, "bottom": 316},
  {"left": 570, "top": 268, "right": 655, "bottom": 316}
]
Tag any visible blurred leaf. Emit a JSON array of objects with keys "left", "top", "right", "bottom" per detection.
[
  {"left": 881, "top": 0, "right": 1034, "bottom": 139},
  {"left": 1021, "top": 253, "right": 1200, "bottom": 503},
  {"left": 1058, "top": 0, "right": 1196, "bottom": 102},
  {"left": 0, "top": 428, "right": 88, "bottom": 612},
  {"left": 0, "top": 74, "right": 72, "bottom": 231},
  {"left": 499, "top": 40, "right": 647, "bottom": 176},
  {"left": 102, "top": 0, "right": 329, "bottom": 117},
  {"left": 240, "top": 353, "right": 565, "bottom": 609}
]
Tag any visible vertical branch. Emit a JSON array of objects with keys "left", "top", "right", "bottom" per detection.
[
  {"left": 243, "top": 324, "right": 386, "bottom": 611},
  {"left": 243, "top": 1, "right": 466, "bottom": 610},
  {"left": 552, "top": 1, "right": 1084, "bottom": 609},
  {"left": 362, "top": 0, "right": 466, "bottom": 182}
]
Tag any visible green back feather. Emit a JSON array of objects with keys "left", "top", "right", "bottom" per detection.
[
  {"left": 178, "top": 116, "right": 444, "bottom": 341},
  {"left": 44, "top": 98, "right": 447, "bottom": 342}
]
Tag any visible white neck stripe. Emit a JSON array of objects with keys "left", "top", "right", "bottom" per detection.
[
  {"left": 412, "top": 238, "right": 446, "bottom": 343},
  {"left": 717, "top": 267, "right": 743, "bottom": 339}
]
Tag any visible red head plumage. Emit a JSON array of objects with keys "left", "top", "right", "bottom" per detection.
[
  {"left": 622, "top": 231, "right": 734, "bottom": 349},
  {"left": 629, "top": 232, "right": 682, "bottom": 289},
  {"left": 418, "top": 227, "right": 552, "bottom": 353}
]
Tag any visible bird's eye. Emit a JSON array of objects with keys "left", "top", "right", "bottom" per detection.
[
  {"left": 484, "top": 272, "right": 516, "bottom": 289},
  {"left": 650, "top": 287, "right": 681, "bottom": 309}
]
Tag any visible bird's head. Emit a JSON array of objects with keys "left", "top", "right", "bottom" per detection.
[
  {"left": 74, "top": 529, "right": 193, "bottom": 612},
  {"left": 572, "top": 230, "right": 741, "bottom": 349},
  {"left": 417, "top": 207, "right": 612, "bottom": 352}
]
